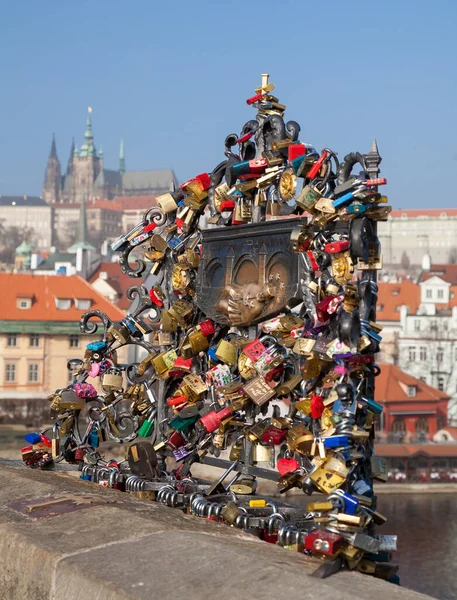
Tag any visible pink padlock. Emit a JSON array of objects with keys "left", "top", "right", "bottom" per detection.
[{"left": 88, "top": 362, "right": 101, "bottom": 378}]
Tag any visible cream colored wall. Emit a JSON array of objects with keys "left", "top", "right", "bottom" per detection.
[{"left": 0, "top": 333, "right": 128, "bottom": 398}]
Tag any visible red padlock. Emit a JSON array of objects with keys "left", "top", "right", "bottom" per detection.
[
  {"left": 304, "top": 530, "right": 343, "bottom": 556},
  {"left": 288, "top": 144, "right": 306, "bottom": 161},
  {"left": 168, "top": 431, "right": 186, "bottom": 449},
  {"left": 277, "top": 457, "right": 300, "bottom": 476},
  {"left": 167, "top": 394, "right": 188, "bottom": 407},
  {"left": 307, "top": 150, "right": 329, "bottom": 180},
  {"left": 199, "top": 320, "right": 215, "bottom": 336},
  {"left": 306, "top": 251, "right": 319, "bottom": 272},
  {"left": 200, "top": 407, "right": 232, "bottom": 433},
  {"left": 262, "top": 427, "right": 288, "bottom": 445},
  {"left": 243, "top": 339, "right": 267, "bottom": 362},
  {"left": 324, "top": 240, "right": 350, "bottom": 254},
  {"left": 310, "top": 395, "right": 325, "bottom": 419}
]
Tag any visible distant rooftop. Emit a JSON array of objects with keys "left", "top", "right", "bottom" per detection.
[{"left": 0, "top": 195, "right": 46, "bottom": 207}]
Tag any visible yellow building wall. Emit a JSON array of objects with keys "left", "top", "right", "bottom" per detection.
[{"left": 0, "top": 333, "right": 128, "bottom": 398}]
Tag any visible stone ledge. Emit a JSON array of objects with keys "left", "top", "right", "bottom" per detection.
[{"left": 0, "top": 462, "right": 434, "bottom": 600}]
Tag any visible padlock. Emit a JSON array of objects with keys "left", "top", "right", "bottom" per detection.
[
  {"left": 156, "top": 192, "right": 179, "bottom": 214},
  {"left": 243, "top": 375, "right": 275, "bottom": 406},
  {"left": 252, "top": 443, "right": 272, "bottom": 462},
  {"left": 51, "top": 423, "right": 60, "bottom": 458},
  {"left": 215, "top": 339, "right": 237, "bottom": 366},
  {"left": 304, "top": 530, "right": 343, "bottom": 556},
  {"left": 108, "top": 323, "right": 130, "bottom": 345},
  {"left": 296, "top": 185, "right": 322, "bottom": 211},
  {"left": 102, "top": 367, "right": 123, "bottom": 391},
  {"left": 286, "top": 424, "right": 313, "bottom": 455},
  {"left": 60, "top": 389, "right": 85, "bottom": 411}
]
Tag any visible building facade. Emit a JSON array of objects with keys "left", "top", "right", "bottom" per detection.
[
  {"left": 0, "top": 196, "right": 53, "bottom": 251},
  {"left": 374, "top": 364, "right": 449, "bottom": 442},
  {"left": 42, "top": 112, "right": 179, "bottom": 204},
  {"left": 0, "top": 273, "right": 126, "bottom": 423},
  {"left": 378, "top": 208, "right": 457, "bottom": 266}
]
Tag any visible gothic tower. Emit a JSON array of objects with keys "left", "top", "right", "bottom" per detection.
[
  {"left": 72, "top": 108, "right": 103, "bottom": 204},
  {"left": 42, "top": 134, "right": 62, "bottom": 204}
]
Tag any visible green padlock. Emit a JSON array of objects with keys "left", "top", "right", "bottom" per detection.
[{"left": 138, "top": 410, "right": 155, "bottom": 438}]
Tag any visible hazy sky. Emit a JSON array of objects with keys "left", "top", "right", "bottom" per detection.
[{"left": 1, "top": 0, "right": 457, "bottom": 208}]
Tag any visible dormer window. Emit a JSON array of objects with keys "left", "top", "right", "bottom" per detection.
[
  {"left": 437, "top": 289, "right": 444, "bottom": 300},
  {"left": 17, "top": 298, "right": 32, "bottom": 309},
  {"left": 407, "top": 385, "right": 417, "bottom": 398},
  {"left": 426, "top": 289, "right": 432, "bottom": 299},
  {"left": 75, "top": 298, "right": 92, "bottom": 310},
  {"left": 55, "top": 298, "right": 71, "bottom": 310},
  {"left": 16, "top": 293, "right": 33, "bottom": 309}
]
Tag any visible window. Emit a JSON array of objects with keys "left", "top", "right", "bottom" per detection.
[
  {"left": 426, "top": 289, "right": 432, "bottom": 299},
  {"left": 5, "top": 364, "right": 16, "bottom": 382},
  {"left": 69, "top": 335, "right": 79, "bottom": 348},
  {"left": 430, "top": 320, "right": 438, "bottom": 331},
  {"left": 437, "top": 289, "right": 444, "bottom": 300},
  {"left": 392, "top": 418, "right": 406, "bottom": 433},
  {"left": 75, "top": 299, "right": 92, "bottom": 310},
  {"left": 55, "top": 298, "right": 71, "bottom": 310},
  {"left": 437, "top": 348, "right": 444, "bottom": 363},
  {"left": 416, "top": 417, "right": 429, "bottom": 434},
  {"left": 7, "top": 333, "right": 17, "bottom": 347},
  {"left": 28, "top": 364, "right": 39, "bottom": 382},
  {"left": 407, "top": 385, "right": 417, "bottom": 398},
  {"left": 438, "top": 376, "right": 445, "bottom": 391},
  {"left": 29, "top": 334, "right": 40, "bottom": 347},
  {"left": 414, "top": 320, "right": 421, "bottom": 332},
  {"left": 419, "top": 347, "right": 427, "bottom": 361},
  {"left": 408, "top": 346, "right": 416, "bottom": 362},
  {"left": 17, "top": 298, "right": 32, "bottom": 309}
]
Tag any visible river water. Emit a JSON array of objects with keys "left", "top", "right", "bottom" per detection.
[
  {"left": 296, "top": 493, "right": 457, "bottom": 600},
  {"left": 375, "top": 494, "right": 457, "bottom": 600}
]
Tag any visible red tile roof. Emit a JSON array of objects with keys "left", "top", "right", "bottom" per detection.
[
  {"left": 113, "top": 196, "right": 157, "bottom": 211},
  {"left": 418, "top": 265, "right": 457, "bottom": 285},
  {"left": 89, "top": 262, "right": 135, "bottom": 310},
  {"left": 389, "top": 208, "right": 457, "bottom": 218},
  {"left": 375, "top": 364, "right": 450, "bottom": 403},
  {"left": 374, "top": 444, "right": 457, "bottom": 457},
  {"left": 89, "top": 200, "right": 123, "bottom": 212},
  {"left": 377, "top": 281, "right": 420, "bottom": 322},
  {"left": 0, "top": 273, "right": 125, "bottom": 322}
]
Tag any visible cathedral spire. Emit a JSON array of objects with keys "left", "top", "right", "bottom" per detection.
[
  {"left": 43, "top": 133, "right": 62, "bottom": 204},
  {"left": 119, "top": 137, "right": 125, "bottom": 175},
  {"left": 50, "top": 133, "right": 58, "bottom": 159},
  {"left": 79, "top": 106, "right": 96, "bottom": 157},
  {"left": 67, "top": 138, "right": 75, "bottom": 174}
]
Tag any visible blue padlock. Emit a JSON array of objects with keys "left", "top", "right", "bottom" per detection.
[
  {"left": 323, "top": 435, "right": 350, "bottom": 449},
  {"left": 86, "top": 340, "right": 107, "bottom": 351},
  {"left": 25, "top": 432, "right": 41, "bottom": 444}
]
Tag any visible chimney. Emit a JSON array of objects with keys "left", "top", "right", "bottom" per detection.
[
  {"left": 422, "top": 253, "right": 431, "bottom": 271},
  {"left": 100, "top": 271, "right": 109, "bottom": 281}
]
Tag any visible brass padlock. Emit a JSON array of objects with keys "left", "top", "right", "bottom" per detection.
[
  {"left": 252, "top": 443, "right": 272, "bottom": 462},
  {"left": 108, "top": 323, "right": 130, "bottom": 345},
  {"left": 168, "top": 299, "right": 194, "bottom": 327},
  {"left": 296, "top": 185, "right": 322, "bottom": 211},
  {"left": 287, "top": 425, "right": 314, "bottom": 455},
  {"left": 102, "top": 367, "right": 123, "bottom": 391},
  {"left": 188, "top": 329, "right": 210, "bottom": 354},
  {"left": 215, "top": 339, "right": 237, "bottom": 366},
  {"left": 160, "top": 311, "right": 178, "bottom": 332},
  {"left": 60, "top": 390, "right": 85, "bottom": 411},
  {"left": 266, "top": 199, "right": 281, "bottom": 216},
  {"left": 221, "top": 502, "right": 243, "bottom": 524},
  {"left": 243, "top": 375, "right": 275, "bottom": 406},
  {"left": 156, "top": 192, "right": 178, "bottom": 214}
]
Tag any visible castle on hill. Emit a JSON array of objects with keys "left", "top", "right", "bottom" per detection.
[{"left": 42, "top": 109, "right": 178, "bottom": 204}]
